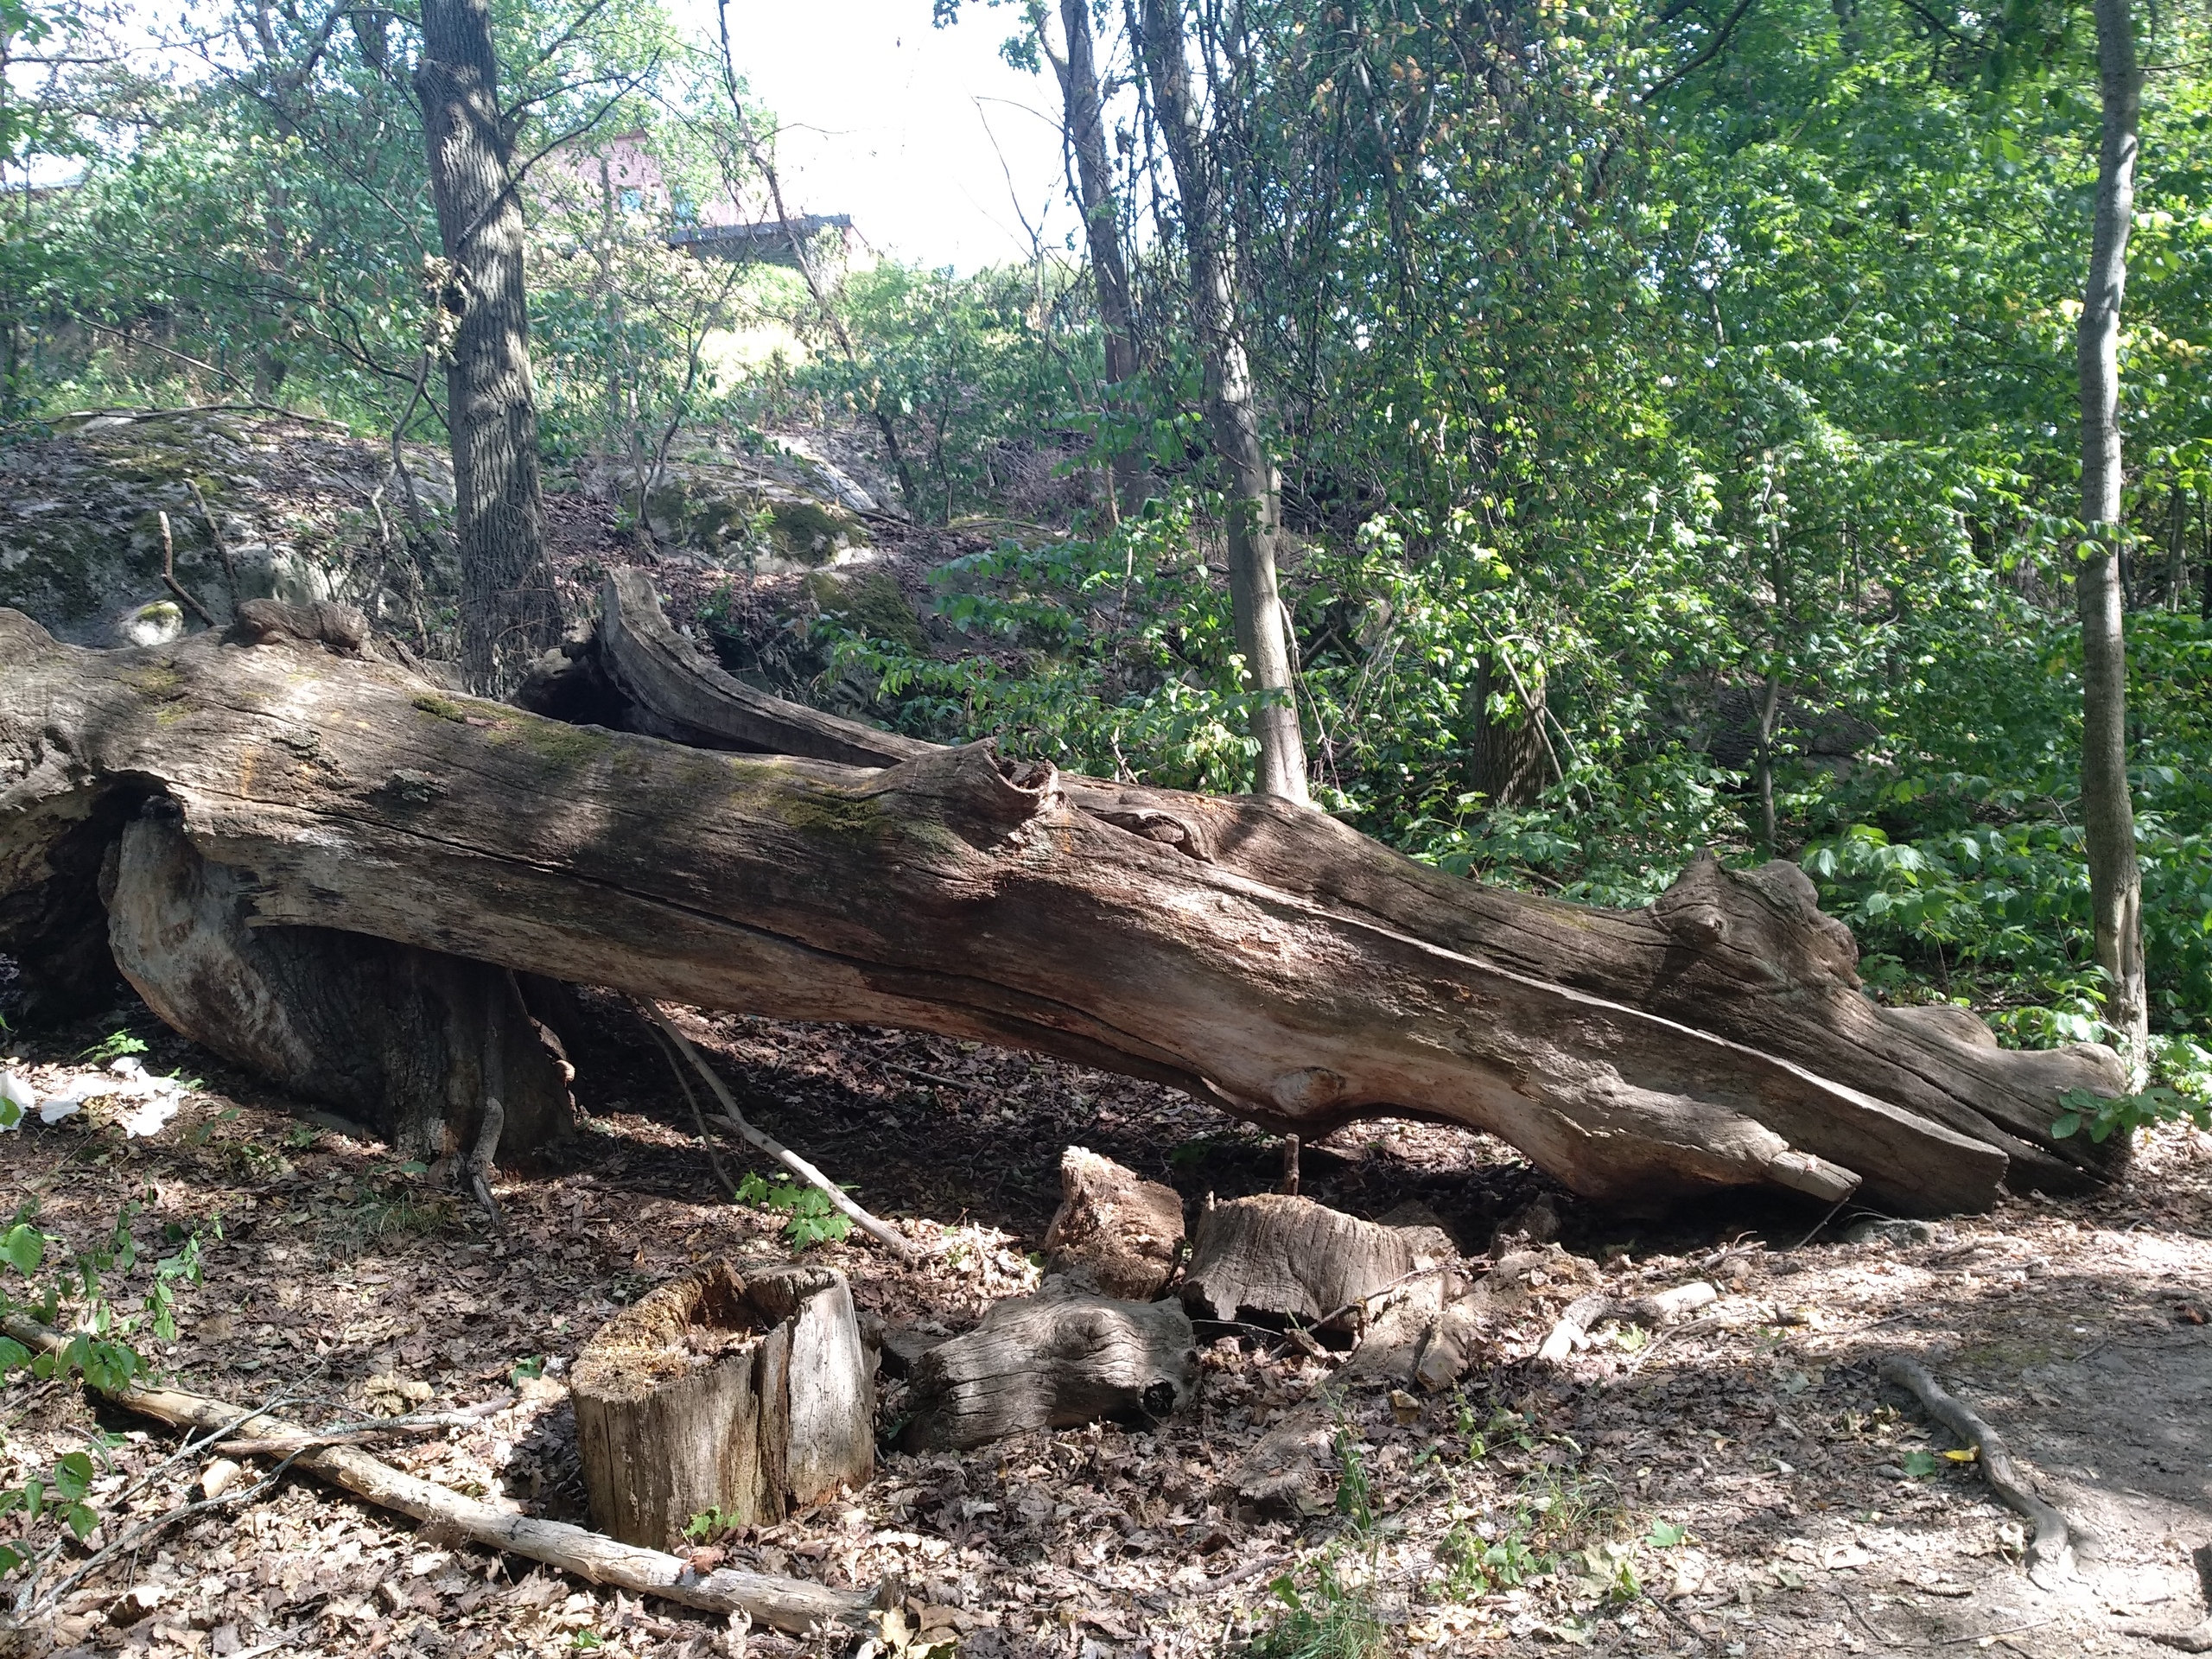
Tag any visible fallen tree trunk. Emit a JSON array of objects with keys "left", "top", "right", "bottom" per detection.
[
  {"left": 0, "top": 593, "right": 2120, "bottom": 1212},
  {"left": 561, "top": 572, "right": 2124, "bottom": 1197}
]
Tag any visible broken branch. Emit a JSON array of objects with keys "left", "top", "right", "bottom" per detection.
[{"left": 645, "top": 1003, "right": 918, "bottom": 1260}]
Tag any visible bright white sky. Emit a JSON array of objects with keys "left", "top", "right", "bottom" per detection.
[{"left": 696, "top": 0, "right": 1071, "bottom": 272}]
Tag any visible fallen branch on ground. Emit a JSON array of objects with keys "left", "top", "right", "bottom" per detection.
[
  {"left": 646, "top": 1003, "right": 918, "bottom": 1261},
  {"left": 1, "top": 1316, "right": 874, "bottom": 1633},
  {"left": 1880, "top": 1354, "right": 2074, "bottom": 1588}
]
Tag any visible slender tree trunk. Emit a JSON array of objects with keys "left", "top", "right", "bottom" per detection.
[
  {"left": 1049, "top": 0, "right": 1141, "bottom": 514},
  {"left": 1136, "top": 0, "right": 1309, "bottom": 804},
  {"left": 2075, "top": 0, "right": 2147, "bottom": 1075},
  {"left": 417, "top": 0, "right": 563, "bottom": 694},
  {"left": 1755, "top": 669, "right": 1783, "bottom": 858}
]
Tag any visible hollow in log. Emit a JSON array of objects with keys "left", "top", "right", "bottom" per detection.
[{"left": 572, "top": 1262, "right": 872, "bottom": 1548}]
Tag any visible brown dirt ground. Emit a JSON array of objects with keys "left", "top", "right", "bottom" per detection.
[{"left": 0, "top": 988, "right": 2207, "bottom": 1659}]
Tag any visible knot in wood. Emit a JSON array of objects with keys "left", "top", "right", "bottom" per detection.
[{"left": 1269, "top": 1067, "right": 1346, "bottom": 1114}]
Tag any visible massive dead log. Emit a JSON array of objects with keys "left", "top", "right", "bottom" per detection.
[
  {"left": 0, "top": 597, "right": 2120, "bottom": 1214},
  {"left": 563, "top": 571, "right": 2123, "bottom": 1198}
]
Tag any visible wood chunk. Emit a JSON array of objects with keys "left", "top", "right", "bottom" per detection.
[
  {"left": 574, "top": 1262, "right": 872, "bottom": 1549},
  {"left": 1041, "top": 1147, "right": 1186, "bottom": 1300},
  {"left": 1180, "top": 1194, "right": 1456, "bottom": 1325},
  {"left": 899, "top": 1285, "right": 1198, "bottom": 1452}
]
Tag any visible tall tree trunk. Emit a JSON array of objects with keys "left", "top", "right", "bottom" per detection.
[
  {"left": 417, "top": 0, "right": 563, "bottom": 694},
  {"left": 1049, "top": 0, "right": 1141, "bottom": 514},
  {"left": 1136, "top": 0, "right": 1309, "bottom": 804},
  {"left": 2075, "top": 0, "right": 2147, "bottom": 1076}
]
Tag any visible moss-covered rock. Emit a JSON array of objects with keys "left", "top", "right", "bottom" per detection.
[
  {"left": 0, "top": 410, "right": 454, "bottom": 647},
  {"left": 803, "top": 567, "right": 925, "bottom": 652},
  {"left": 594, "top": 444, "right": 875, "bottom": 575}
]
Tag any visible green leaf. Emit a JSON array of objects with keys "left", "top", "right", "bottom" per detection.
[
  {"left": 1901, "top": 1450, "right": 1941, "bottom": 1477},
  {"left": 0, "top": 1337, "right": 29, "bottom": 1373},
  {"left": 52, "top": 1451, "right": 92, "bottom": 1501},
  {"left": 0, "top": 1224, "right": 43, "bottom": 1277},
  {"left": 1645, "top": 1519, "right": 1690, "bottom": 1548}
]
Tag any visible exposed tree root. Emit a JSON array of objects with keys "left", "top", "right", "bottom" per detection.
[{"left": 1879, "top": 1354, "right": 2075, "bottom": 1589}]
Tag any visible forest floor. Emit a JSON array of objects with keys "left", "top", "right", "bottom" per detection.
[{"left": 0, "top": 988, "right": 2207, "bottom": 1659}]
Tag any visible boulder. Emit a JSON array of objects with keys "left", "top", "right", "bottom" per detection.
[{"left": 0, "top": 408, "right": 455, "bottom": 648}]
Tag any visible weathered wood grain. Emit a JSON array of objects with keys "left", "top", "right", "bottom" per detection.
[
  {"left": 900, "top": 1287, "right": 1199, "bottom": 1451},
  {"left": 572, "top": 1263, "right": 872, "bottom": 1548},
  {"left": 0, "top": 601, "right": 2115, "bottom": 1212}
]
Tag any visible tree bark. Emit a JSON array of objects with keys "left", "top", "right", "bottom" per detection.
[
  {"left": 417, "top": 0, "right": 563, "bottom": 695},
  {"left": 104, "top": 804, "right": 573, "bottom": 1159},
  {"left": 2076, "top": 0, "right": 2147, "bottom": 1075},
  {"left": 0, "top": 597, "right": 2126, "bottom": 1217},
  {"left": 1136, "top": 0, "right": 1309, "bottom": 804},
  {"left": 1048, "top": 0, "right": 1143, "bottom": 513}
]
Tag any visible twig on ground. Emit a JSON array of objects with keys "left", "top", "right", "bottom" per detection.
[
  {"left": 2124, "top": 1543, "right": 2212, "bottom": 1650},
  {"left": 1880, "top": 1354, "right": 2075, "bottom": 1588},
  {"left": 647, "top": 1014, "right": 741, "bottom": 1199},
  {"left": 1791, "top": 1193, "right": 1855, "bottom": 1250},
  {"left": 156, "top": 511, "right": 219, "bottom": 627},
  {"left": 1613, "top": 1313, "right": 1720, "bottom": 1383},
  {"left": 877, "top": 1059, "right": 970, "bottom": 1092},
  {"left": 1, "top": 1313, "right": 873, "bottom": 1634},
  {"left": 646, "top": 1004, "right": 918, "bottom": 1261},
  {"left": 27, "top": 1452, "right": 300, "bottom": 1617}
]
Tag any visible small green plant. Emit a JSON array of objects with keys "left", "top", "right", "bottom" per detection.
[
  {"left": 682, "top": 1505, "right": 744, "bottom": 1544},
  {"left": 1253, "top": 1556, "right": 1389, "bottom": 1659},
  {"left": 2052, "top": 1082, "right": 2209, "bottom": 1143},
  {"left": 734, "top": 1172, "right": 852, "bottom": 1249},
  {"left": 1332, "top": 1422, "right": 1374, "bottom": 1535},
  {"left": 78, "top": 1031, "right": 148, "bottom": 1065},
  {"left": 0, "top": 1199, "right": 213, "bottom": 1574},
  {"left": 511, "top": 1354, "right": 547, "bottom": 1384}
]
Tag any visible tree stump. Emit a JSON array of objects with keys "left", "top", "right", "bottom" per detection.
[
  {"left": 1040, "top": 1147, "right": 1185, "bottom": 1300},
  {"left": 573, "top": 1262, "right": 872, "bottom": 1548},
  {"left": 1180, "top": 1194, "right": 1456, "bottom": 1325},
  {"left": 899, "top": 1285, "right": 1198, "bottom": 1452}
]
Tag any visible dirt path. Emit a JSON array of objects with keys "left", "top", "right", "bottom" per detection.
[{"left": 0, "top": 995, "right": 2205, "bottom": 1658}]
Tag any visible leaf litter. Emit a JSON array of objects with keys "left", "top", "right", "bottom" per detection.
[{"left": 0, "top": 991, "right": 2205, "bottom": 1658}]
